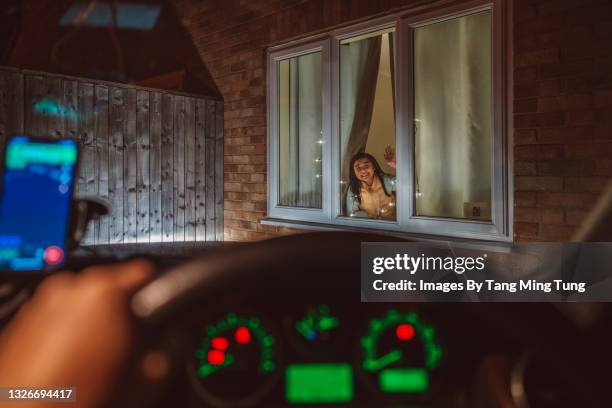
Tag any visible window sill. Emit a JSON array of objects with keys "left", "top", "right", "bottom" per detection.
[{"left": 260, "top": 217, "right": 513, "bottom": 251}]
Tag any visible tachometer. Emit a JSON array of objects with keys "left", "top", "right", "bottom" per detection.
[
  {"left": 359, "top": 309, "right": 443, "bottom": 397},
  {"left": 188, "top": 312, "right": 280, "bottom": 407}
]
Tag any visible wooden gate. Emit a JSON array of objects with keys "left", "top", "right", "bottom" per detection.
[{"left": 0, "top": 66, "right": 224, "bottom": 244}]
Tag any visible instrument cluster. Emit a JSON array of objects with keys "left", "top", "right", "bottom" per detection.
[{"left": 180, "top": 297, "right": 488, "bottom": 408}]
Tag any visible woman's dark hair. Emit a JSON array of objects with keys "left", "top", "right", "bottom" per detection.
[{"left": 348, "top": 152, "right": 391, "bottom": 204}]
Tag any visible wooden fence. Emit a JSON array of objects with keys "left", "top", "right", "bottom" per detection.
[{"left": 0, "top": 66, "right": 224, "bottom": 244}]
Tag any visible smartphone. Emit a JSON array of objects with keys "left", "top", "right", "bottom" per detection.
[{"left": 0, "top": 135, "right": 78, "bottom": 272}]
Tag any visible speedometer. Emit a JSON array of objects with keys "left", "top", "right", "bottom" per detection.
[
  {"left": 359, "top": 309, "right": 443, "bottom": 398},
  {"left": 188, "top": 312, "right": 280, "bottom": 407}
]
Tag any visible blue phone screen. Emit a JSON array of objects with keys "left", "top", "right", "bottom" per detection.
[{"left": 0, "top": 136, "right": 78, "bottom": 271}]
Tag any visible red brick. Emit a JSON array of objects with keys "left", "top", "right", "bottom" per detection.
[
  {"left": 538, "top": 224, "right": 575, "bottom": 241},
  {"left": 537, "top": 0, "right": 600, "bottom": 16},
  {"left": 566, "top": 110, "right": 594, "bottom": 126},
  {"left": 515, "top": 145, "right": 538, "bottom": 160},
  {"left": 541, "top": 208, "right": 565, "bottom": 225},
  {"left": 537, "top": 94, "right": 592, "bottom": 112},
  {"left": 515, "top": 222, "right": 539, "bottom": 238},
  {"left": 515, "top": 98, "right": 538, "bottom": 113},
  {"left": 537, "top": 192, "right": 596, "bottom": 209},
  {"left": 537, "top": 79, "right": 561, "bottom": 96},
  {"left": 515, "top": 160, "right": 537, "bottom": 176},
  {"left": 515, "top": 67, "right": 538, "bottom": 83},
  {"left": 515, "top": 82, "right": 538, "bottom": 99},
  {"left": 515, "top": 207, "right": 539, "bottom": 223},
  {"left": 565, "top": 142, "right": 612, "bottom": 159},
  {"left": 515, "top": 191, "right": 537, "bottom": 207},
  {"left": 515, "top": 129, "right": 537, "bottom": 145},
  {"left": 515, "top": 112, "right": 565, "bottom": 128},
  {"left": 595, "top": 159, "right": 612, "bottom": 175},
  {"left": 564, "top": 176, "right": 609, "bottom": 193},
  {"left": 515, "top": 16, "right": 564, "bottom": 36},
  {"left": 516, "top": 176, "right": 564, "bottom": 191},
  {"left": 538, "top": 127, "right": 590, "bottom": 143},
  {"left": 539, "top": 144, "right": 565, "bottom": 159},
  {"left": 537, "top": 160, "right": 595, "bottom": 176},
  {"left": 566, "top": 3, "right": 612, "bottom": 26},
  {"left": 566, "top": 209, "right": 590, "bottom": 226},
  {"left": 593, "top": 90, "right": 612, "bottom": 108},
  {"left": 515, "top": 0, "right": 537, "bottom": 22},
  {"left": 515, "top": 48, "right": 560, "bottom": 68}
]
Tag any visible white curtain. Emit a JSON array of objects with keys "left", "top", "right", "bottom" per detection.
[
  {"left": 339, "top": 39, "right": 371, "bottom": 165},
  {"left": 278, "top": 52, "right": 322, "bottom": 208},
  {"left": 414, "top": 11, "right": 492, "bottom": 219}
]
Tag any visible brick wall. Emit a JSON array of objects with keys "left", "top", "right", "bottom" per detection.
[
  {"left": 513, "top": 0, "right": 612, "bottom": 240},
  {"left": 172, "top": 0, "right": 612, "bottom": 242}
]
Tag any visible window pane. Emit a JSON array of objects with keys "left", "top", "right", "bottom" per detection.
[
  {"left": 339, "top": 28, "right": 397, "bottom": 220},
  {"left": 414, "top": 11, "right": 492, "bottom": 220},
  {"left": 278, "top": 52, "right": 323, "bottom": 208}
]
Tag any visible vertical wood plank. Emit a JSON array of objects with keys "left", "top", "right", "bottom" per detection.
[
  {"left": 173, "top": 96, "right": 185, "bottom": 242},
  {"left": 136, "top": 90, "right": 150, "bottom": 243},
  {"left": 39, "top": 76, "right": 53, "bottom": 137},
  {"left": 63, "top": 80, "right": 78, "bottom": 139},
  {"left": 0, "top": 70, "right": 24, "bottom": 159},
  {"left": 78, "top": 82, "right": 96, "bottom": 244},
  {"left": 25, "top": 75, "right": 45, "bottom": 137},
  {"left": 149, "top": 92, "right": 162, "bottom": 242},
  {"left": 204, "top": 100, "right": 216, "bottom": 241},
  {"left": 47, "top": 77, "right": 65, "bottom": 138},
  {"left": 125, "top": 89, "right": 138, "bottom": 243},
  {"left": 161, "top": 94, "right": 174, "bottom": 242},
  {"left": 94, "top": 85, "right": 110, "bottom": 244},
  {"left": 214, "top": 101, "right": 224, "bottom": 241},
  {"left": 195, "top": 99, "right": 207, "bottom": 241},
  {"left": 73, "top": 81, "right": 86, "bottom": 199},
  {"left": 11, "top": 72, "right": 24, "bottom": 136},
  {"left": 109, "top": 87, "right": 125, "bottom": 243},
  {"left": 0, "top": 71, "right": 9, "bottom": 148},
  {"left": 184, "top": 97, "right": 196, "bottom": 241}
]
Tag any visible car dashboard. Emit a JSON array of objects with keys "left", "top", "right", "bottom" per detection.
[{"left": 157, "top": 285, "right": 595, "bottom": 408}]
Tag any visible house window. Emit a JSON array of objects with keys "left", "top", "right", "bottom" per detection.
[
  {"left": 413, "top": 11, "right": 492, "bottom": 221},
  {"left": 278, "top": 51, "right": 323, "bottom": 209},
  {"left": 266, "top": 1, "right": 510, "bottom": 241}
]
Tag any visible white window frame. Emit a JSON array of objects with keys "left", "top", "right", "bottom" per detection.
[
  {"left": 267, "top": 39, "right": 332, "bottom": 223},
  {"left": 266, "top": 0, "right": 511, "bottom": 242}
]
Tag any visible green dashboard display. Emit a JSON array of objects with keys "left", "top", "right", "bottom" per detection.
[
  {"left": 379, "top": 368, "right": 429, "bottom": 393},
  {"left": 190, "top": 308, "right": 442, "bottom": 406},
  {"left": 285, "top": 363, "right": 354, "bottom": 404}
]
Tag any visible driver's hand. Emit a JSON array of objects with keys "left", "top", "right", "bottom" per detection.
[{"left": 0, "top": 259, "right": 153, "bottom": 408}]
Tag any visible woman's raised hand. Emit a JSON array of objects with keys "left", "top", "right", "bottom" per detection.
[{"left": 384, "top": 145, "right": 396, "bottom": 169}]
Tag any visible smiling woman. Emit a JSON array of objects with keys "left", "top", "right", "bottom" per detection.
[{"left": 345, "top": 151, "right": 397, "bottom": 220}]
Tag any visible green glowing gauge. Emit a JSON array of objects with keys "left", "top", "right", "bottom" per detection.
[
  {"left": 295, "top": 304, "right": 339, "bottom": 341},
  {"left": 189, "top": 313, "right": 279, "bottom": 407},
  {"left": 286, "top": 304, "right": 345, "bottom": 359},
  {"left": 360, "top": 309, "right": 443, "bottom": 395}
]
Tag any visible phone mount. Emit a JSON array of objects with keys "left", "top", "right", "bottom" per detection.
[{"left": 68, "top": 197, "right": 110, "bottom": 249}]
